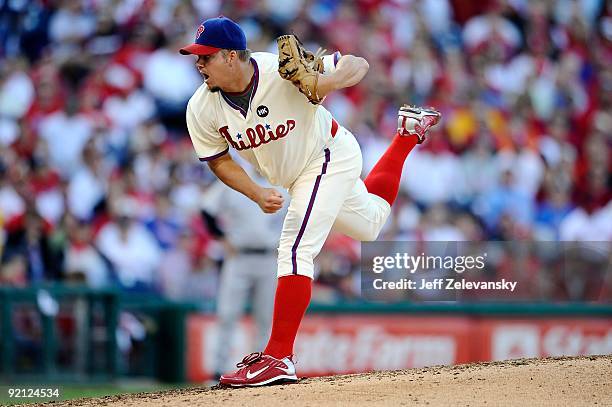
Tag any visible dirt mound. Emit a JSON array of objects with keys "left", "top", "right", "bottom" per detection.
[{"left": 39, "top": 355, "right": 612, "bottom": 406}]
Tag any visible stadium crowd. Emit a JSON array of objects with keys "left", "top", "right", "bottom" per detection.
[{"left": 0, "top": 0, "right": 610, "bottom": 302}]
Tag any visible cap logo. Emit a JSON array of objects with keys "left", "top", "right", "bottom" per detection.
[{"left": 195, "top": 24, "right": 205, "bottom": 40}]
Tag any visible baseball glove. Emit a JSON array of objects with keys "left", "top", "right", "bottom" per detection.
[{"left": 277, "top": 34, "right": 326, "bottom": 105}]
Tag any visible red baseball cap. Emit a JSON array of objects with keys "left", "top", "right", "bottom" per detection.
[{"left": 179, "top": 17, "right": 247, "bottom": 56}]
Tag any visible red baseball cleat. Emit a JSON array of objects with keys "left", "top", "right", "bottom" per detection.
[
  {"left": 219, "top": 352, "right": 298, "bottom": 387},
  {"left": 397, "top": 105, "right": 442, "bottom": 143}
]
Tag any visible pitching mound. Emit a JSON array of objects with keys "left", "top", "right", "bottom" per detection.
[{"left": 40, "top": 355, "right": 611, "bottom": 406}]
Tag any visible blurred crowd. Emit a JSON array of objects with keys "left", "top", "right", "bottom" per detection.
[{"left": 0, "top": 0, "right": 610, "bottom": 302}]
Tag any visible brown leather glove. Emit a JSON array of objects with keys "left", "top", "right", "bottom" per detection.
[{"left": 277, "top": 34, "right": 326, "bottom": 105}]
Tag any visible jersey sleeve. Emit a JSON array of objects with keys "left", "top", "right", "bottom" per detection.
[
  {"left": 186, "top": 100, "right": 229, "bottom": 162},
  {"left": 321, "top": 51, "right": 342, "bottom": 74}
]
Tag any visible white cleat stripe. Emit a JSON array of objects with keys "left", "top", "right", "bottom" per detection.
[{"left": 246, "top": 366, "right": 270, "bottom": 379}]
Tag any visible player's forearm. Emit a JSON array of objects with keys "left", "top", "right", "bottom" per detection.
[
  {"left": 207, "top": 155, "right": 262, "bottom": 203},
  {"left": 208, "top": 154, "right": 284, "bottom": 214},
  {"left": 317, "top": 55, "right": 369, "bottom": 97}
]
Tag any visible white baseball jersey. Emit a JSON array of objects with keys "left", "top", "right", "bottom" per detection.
[{"left": 186, "top": 52, "right": 336, "bottom": 188}]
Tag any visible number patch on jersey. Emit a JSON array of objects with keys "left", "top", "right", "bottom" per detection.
[{"left": 256, "top": 105, "right": 269, "bottom": 117}]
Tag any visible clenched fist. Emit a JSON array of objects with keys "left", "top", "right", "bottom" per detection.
[{"left": 255, "top": 188, "right": 284, "bottom": 214}]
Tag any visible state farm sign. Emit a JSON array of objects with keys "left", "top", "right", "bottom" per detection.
[
  {"left": 295, "top": 327, "right": 456, "bottom": 372},
  {"left": 294, "top": 316, "right": 470, "bottom": 375}
]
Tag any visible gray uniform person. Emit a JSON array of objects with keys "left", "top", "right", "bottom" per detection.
[{"left": 202, "top": 176, "right": 286, "bottom": 375}]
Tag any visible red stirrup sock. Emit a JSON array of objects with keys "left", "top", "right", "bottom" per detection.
[
  {"left": 363, "top": 132, "right": 418, "bottom": 206},
  {"left": 263, "top": 275, "right": 312, "bottom": 359}
]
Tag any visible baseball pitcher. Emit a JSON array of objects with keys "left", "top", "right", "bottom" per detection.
[{"left": 180, "top": 16, "right": 440, "bottom": 387}]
